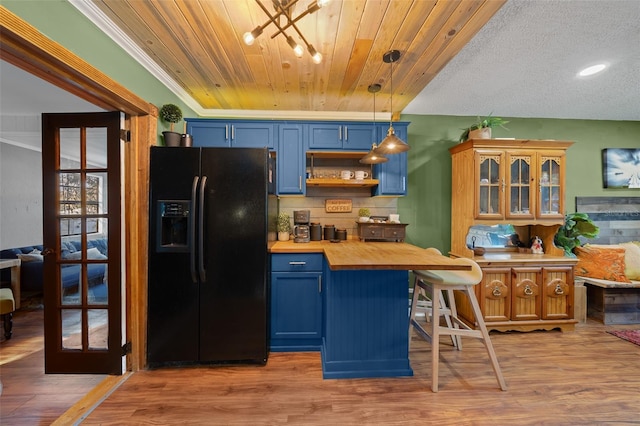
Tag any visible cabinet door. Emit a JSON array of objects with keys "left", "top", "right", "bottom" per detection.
[
  {"left": 270, "top": 272, "right": 322, "bottom": 346},
  {"left": 343, "top": 123, "right": 376, "bottom": 150},
  {"left": 478, "top": 267, "right": 511, "bottom": 322},
  {"left": 231, "top": 122, "right": 275, "bottom": 149},
  {"left": 541, "top": 266, "right": 573, "bottom": 320},
  {"left": 536, "top": 151, "right": 565, "bottom": 220},
  {"left": 308, "top": 123, "right": 342, "bottom": 149},
  {"left": 505, "top": 152, "right": 535, "bottom": 220},
  {"left": 475, "top": 151, "right": 505, "bottom": 219},
  {"left": 511, "top": 267, "right": 541, "bottom": 321},
  {"left": 373, "top": 124, "right": 408, "bottom": 195},
  {"left": 277, "top": 124, "right": 304, "bottom": 194},
  {"left": 188, "top": 121, "right": 230, "bottom": 147}
]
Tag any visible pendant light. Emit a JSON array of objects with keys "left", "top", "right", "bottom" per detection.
[
  {"left": 376, "top": 50, "right": 410, "bottom": 154},
  {"left": 360, "top": 83, "right": 388, "bottom": 164}
]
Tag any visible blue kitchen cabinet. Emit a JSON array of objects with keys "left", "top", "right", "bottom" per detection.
[
  {"left": 308, "top": 122, "right": 375, "bottom": 151},
  {"left": 186, "top": 119, "right": 275, "bottom": 149},
  {"left": 270, "top": 254, "right": 323, "bottom": 351},
  {"left": 373, "top": 123, "right": 409, "bottom": 195},
  {"left": 277, "top": 123, "right": 305, "bottom": 195}
]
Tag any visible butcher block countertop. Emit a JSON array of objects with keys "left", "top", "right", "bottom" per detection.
[{"left": 270, "top": 239, "right": 471, "bottom": 271}]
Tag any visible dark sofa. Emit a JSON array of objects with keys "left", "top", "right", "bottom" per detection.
[{"left": 0, "top": 238, "right": 108, "bottom": 297}]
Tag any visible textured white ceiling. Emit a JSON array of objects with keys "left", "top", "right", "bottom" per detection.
[{"left": 403, "top": 0, "right": 640, "bottom": 121}]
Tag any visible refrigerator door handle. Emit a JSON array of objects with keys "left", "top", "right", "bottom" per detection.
[
  {"left": 190, "top": 176, "right": 199, "bottom": 283},
  {"left": 198, "top": 175, "right": 208, "bottom": 282}
]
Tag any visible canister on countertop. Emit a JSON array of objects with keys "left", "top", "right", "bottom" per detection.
[
  {"left": 310, "top": 223, "right": 322, "bottom": 241},
  {"left": 323, "top": 224, "right": 335, "bottom": 240},
  {"left": 336, "top": 228, "right": 347, "bottom": 240}
]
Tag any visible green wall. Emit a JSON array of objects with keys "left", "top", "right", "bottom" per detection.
[
  {"left": 398, "top": 115, "right": 640, "bottom": 252},
  {"left": 2, "top": 0, "right": 195, "bottom": 143}
]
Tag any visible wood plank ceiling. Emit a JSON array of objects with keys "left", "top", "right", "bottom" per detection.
[{"left": 91, "top": 0, "right": 505, "bottom": 116}]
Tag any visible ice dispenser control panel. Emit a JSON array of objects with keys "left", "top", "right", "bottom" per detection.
[{"left": 157, "top": 200, "right": 190, "bottom": 252}]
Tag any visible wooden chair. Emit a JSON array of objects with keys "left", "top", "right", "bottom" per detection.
[
  {"left": 411, "top": 249, "right": 507, "bottom": 392},
  {"left": 1, "top": 288, "right": 16, "bottom": 340}
]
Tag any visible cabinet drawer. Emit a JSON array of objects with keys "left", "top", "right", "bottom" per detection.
[
  {"left": 360, "top": 226, "right": 384, "bottom": 239},
  {"left": 272, "top": 253, "right": 323, "bottom": 272},
  {"left": 384, "top": 226, "right": 406, "bottom": 240}
]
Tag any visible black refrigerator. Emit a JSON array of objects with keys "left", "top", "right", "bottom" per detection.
[{"left": 147, "top": 146, "right": 275, "bottom": 367}]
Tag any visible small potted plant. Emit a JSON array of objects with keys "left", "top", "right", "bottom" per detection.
[
  {"left": 358, "top": 208, "right": 371, "bottom": 223},
  {"left": 159, "top": 103, "right": 183, "bottom": 147},
  {"left": 277, "top": 212, "right": 292, "bottom": 241},
  {"left": 459, "top": 114, "right": 509, "bottom": 142},
  {"left": 554, "top": 212, "right": 600, "bottom": 257}
]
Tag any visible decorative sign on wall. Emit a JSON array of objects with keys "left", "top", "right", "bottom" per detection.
[
  {"left": 602, "top": 148, "right": 640, "bottom": 188},
  {"left": 325, "top": 199, "right": 352, "bottom": 213}
]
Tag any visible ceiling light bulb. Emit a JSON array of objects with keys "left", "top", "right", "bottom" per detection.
[
  {"left": 578, "top": 63, "right": 607, "bottom": 77},
  {"left": 243, "top": 27, "right": 262, "bottom": 46},
  {"left": 243, "top": 32, "right": 256, "bottom": 45},
  {"left": 317, "top": 0, "right": 330, "bottom": 7},
  {"left": 287, "top": 36, "right": 304, "bottom": 57},
  {"left": 308, "top": 45, "right": 322, "bottom": 64}
]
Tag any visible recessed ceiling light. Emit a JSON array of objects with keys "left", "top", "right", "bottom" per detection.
[{"left": 578, "top": 63, "right": 607, "bottom": 77}]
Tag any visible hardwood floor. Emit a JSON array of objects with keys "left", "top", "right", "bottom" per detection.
[
  {"left": 0, "top": 308, "right": 105, "bottom": 426},
  {"left": 2, "top": 309, "right": 640, "bottom": 425},
  {"left": 84, "top": 319, "right": 640, "bottom": 425}
]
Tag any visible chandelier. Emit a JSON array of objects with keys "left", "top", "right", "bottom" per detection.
[{"left": 243, "top": 0, "right": 329, "bottom": 64}]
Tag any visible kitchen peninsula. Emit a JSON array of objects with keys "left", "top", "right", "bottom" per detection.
[{"left": 269, "top": 240, "right": 470, "bottom": 379}]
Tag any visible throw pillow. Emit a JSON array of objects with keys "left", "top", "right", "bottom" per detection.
[
  {"left": 17, "top": 253, "right": 43, "bottom": 262},
  {"left": 620, "top": 242, "right": 640, "bottom": 281},
  {"left": 574, "top": 244, "right": 630, "bottom": 283},
  {"left": 64, "top": 247, "right": 107, "bottom": 260}
]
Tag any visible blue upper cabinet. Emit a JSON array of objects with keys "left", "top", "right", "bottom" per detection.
[
  {"left": 308, "top": 122, "right": 375, "bottom": 151},
  {"left": 278, "top": 123, "right": 305, "bottom": 195},
  {"left": 373, "top": 123, "right": 409, "bottom": 196},
  {"left": 186, "top": 119, "right": 275, "bottom": 149}
]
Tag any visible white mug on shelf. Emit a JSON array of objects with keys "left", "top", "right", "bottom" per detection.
[
  {"left": 341, "top": 170, "right": 355, "bottom": 180},
  {"left": 354, "top": 170, "right": 369, "bottom": 180}
]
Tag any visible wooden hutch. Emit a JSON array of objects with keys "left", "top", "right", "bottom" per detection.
[{"left": 449, "top": 139, "right": 578, "bottom": 332}]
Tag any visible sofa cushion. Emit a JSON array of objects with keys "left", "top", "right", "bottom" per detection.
[
  {"left": 575, "top": 244, "right": 630, "bottom": 283},
  {"left": 620, "top": 242, "right": 640, "bottom": 281}
]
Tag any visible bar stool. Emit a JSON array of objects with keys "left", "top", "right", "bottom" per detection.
[{"left": 411, "top": 249, "right": 507, "bottom": 392}]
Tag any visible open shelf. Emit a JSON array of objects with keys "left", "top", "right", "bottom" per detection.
[{"left": 306, "top": 178, "right": 379, "bottom": 187}]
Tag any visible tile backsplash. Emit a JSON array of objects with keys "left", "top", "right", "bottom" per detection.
[{"left": 279, "top": 196, "right": 399, "bottom": 239}]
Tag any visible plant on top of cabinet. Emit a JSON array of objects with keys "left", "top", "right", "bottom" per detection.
[
  {"left": 459, "top": 115, "right": 509, "bottom": 142},
  {"left": 159, "top": 103, "right": 183, "bottom": 147},
  {"left": 358, "top": 208, "right": 371, "bottom": 222},
  {"left": 277, "top": 212, "right": 292, "bottom": 241},
  {"left": 553, "top": 212, "right": 600, "bottom": 257}
]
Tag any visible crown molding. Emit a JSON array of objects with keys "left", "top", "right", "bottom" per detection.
[{"left": 69, "top": 0, "right": 204, "bottom": 115}]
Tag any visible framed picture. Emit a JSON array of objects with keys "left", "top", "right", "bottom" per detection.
[{"left": 602, "top": 148, "right": 640, "bottom": 188}]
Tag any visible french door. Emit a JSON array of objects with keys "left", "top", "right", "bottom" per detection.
[{"left": 42, "top": 111, "right": 123, "bottom": 374}]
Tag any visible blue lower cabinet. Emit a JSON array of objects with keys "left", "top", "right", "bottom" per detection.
[
  {"left": 321, "top": 266, "right": 413, "bottom": 379},
  {"left": 270, "top": 254, "right": 323, "bottom": 351}
]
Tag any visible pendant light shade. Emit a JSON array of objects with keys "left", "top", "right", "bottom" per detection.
[
  {"left": 376, "top": 50, "right": 410, "bottom": 154},
  {"left": 360, "top": 83, "right": 388, "bottom": 164},
  {"left": 360, "top": 143, "right": 388, "bottom": 164}
]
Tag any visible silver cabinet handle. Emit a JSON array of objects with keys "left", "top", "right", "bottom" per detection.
[
  {"left": 299, "top": 176, "right": 302, "bottom": 190},
  {"left": 344, "top": 126, "right": 348, "bottom": 141},
  {"left": 318, "top": 275, "right": 322, "bottom": 293},
  {"left": 225, "top": 124, "right": 229, "bottom": 140},
  {"left": 231, "top": 125, "right": 235, "bottom": 141},
  {"left": 289, "top": 261, "right": 306, "bottom": 265},
  {"left": 339, "top": 126, "right": 342, "bottom": 141}
]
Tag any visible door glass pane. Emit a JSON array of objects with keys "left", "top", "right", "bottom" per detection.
[
  {"left": 62, "top": 309, "right": 82, "bottom": 350},
  {"left": 60, "top": 128, "right": 81, "bottom": 169},
  {"left": 86, "top": 128, "right": 108, "bottom": 169},
  {"left": 61, "top": 262, "right": 83, "bottom": 306},
  {"left": 86, "top": 172, "right": 108, "bottom": 215},
  {"left": 88, "top": 309, "right": 108, "bottom": 349},
  {"left": 89, "top": 269, "right": 108, "bottom": 305},
  {"left": 60, "top": 173, "right": 82, "bottom": 216}
]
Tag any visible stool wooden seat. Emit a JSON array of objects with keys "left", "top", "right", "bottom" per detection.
[
  {"left": 1, "top": 288, "right": 16, "bottom": 340},
  {"left": 410, "top": 249, "right": 507, "bottom": 392}
]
